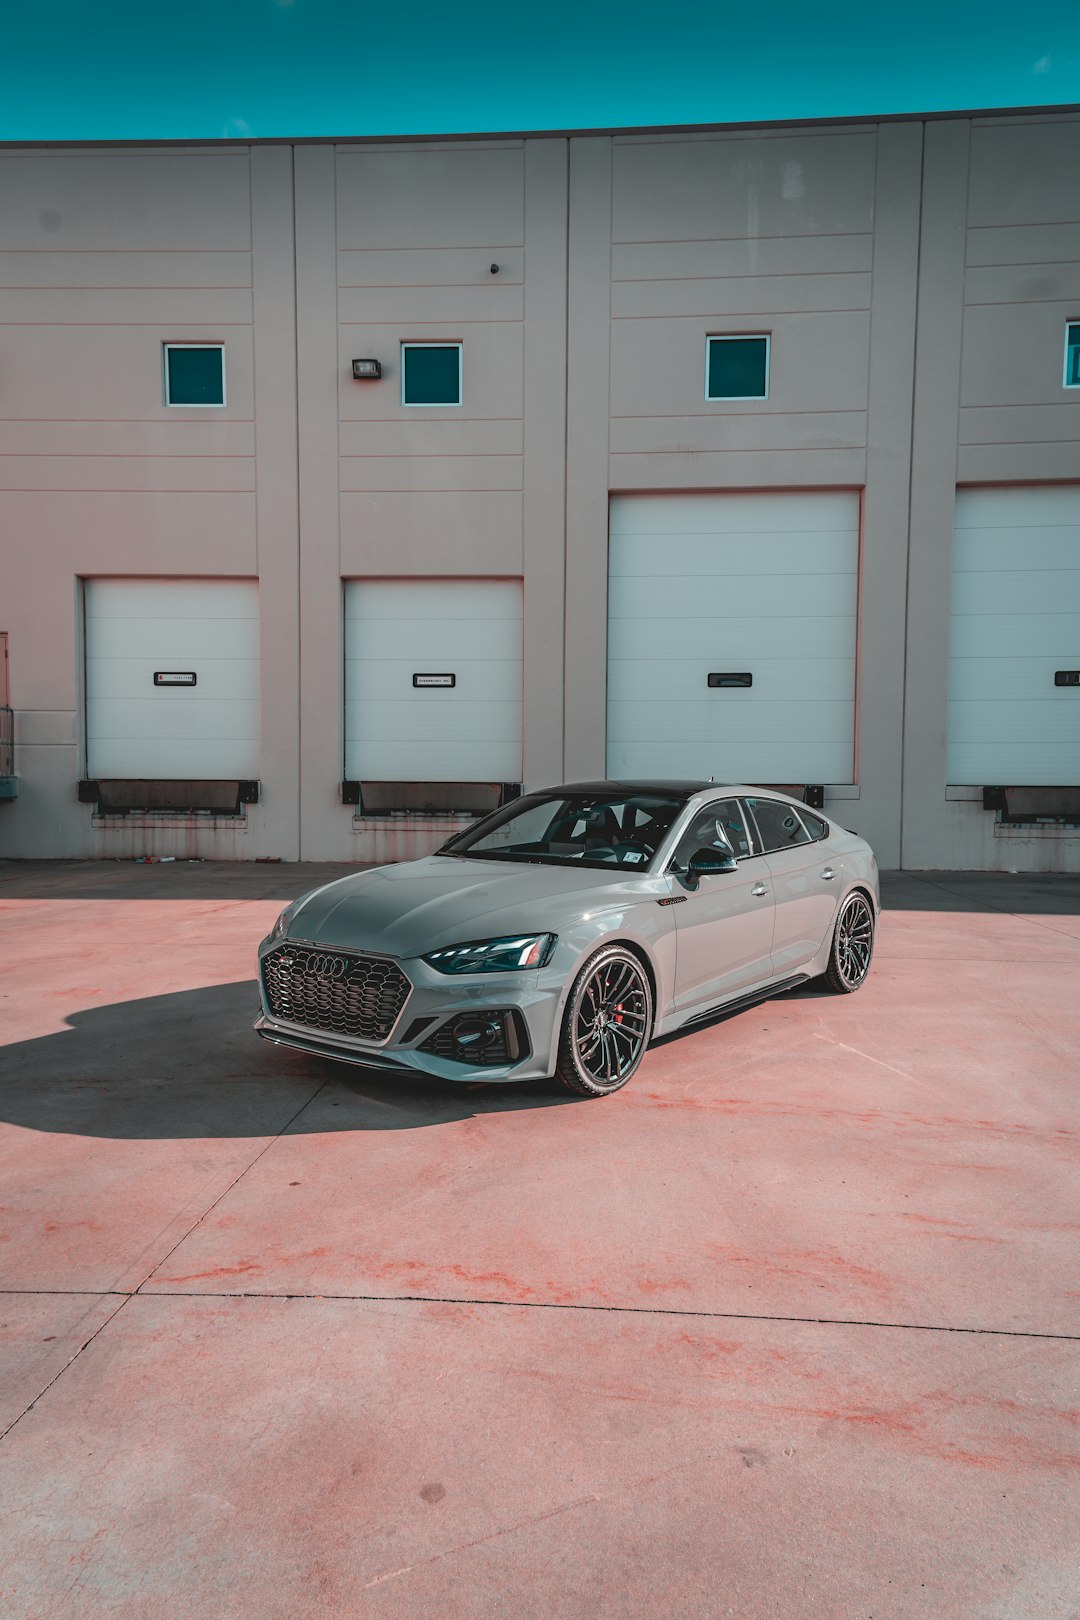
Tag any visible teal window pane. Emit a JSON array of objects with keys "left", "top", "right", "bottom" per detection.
[
  {"left": 707, "top": 337, "right": 768, "bottom": 399},
  {"left": 1067, "top": 324, "right": 1080, "bottom": 388},
  {"left": 166, "top": 346, "right": 224, "bottom": 405},
  {"left": 403, "top": 344, "right": 461, "bottom": 405}
]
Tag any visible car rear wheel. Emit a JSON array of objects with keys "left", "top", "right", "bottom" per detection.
[
  {"left": 554, "top": 945, "right": 653, "bottom": 1097},
  {"left": 824, "top": 892, "right": 875, "bottom": 993}
]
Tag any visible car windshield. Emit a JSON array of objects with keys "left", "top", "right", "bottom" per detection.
[{"left": 436, "top": 791, "right": 688, "bottom": 869}]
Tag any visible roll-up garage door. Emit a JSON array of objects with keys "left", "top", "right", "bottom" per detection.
[
  {"left": 947, "top": 487, "right": 1080, "bottom": 786},
  {"left": 607, "top": 493, "right": 859, "bottom": 783},
  {"left": 85, "top": 580, "right": 259, "bottom": 778},
  {"left": 344, "top": 580, "right": 522, "bottom": 782}
]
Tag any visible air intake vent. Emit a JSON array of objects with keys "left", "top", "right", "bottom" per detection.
[{"left": 419, "top": 1010, "right": 528, "bottom": 1068}]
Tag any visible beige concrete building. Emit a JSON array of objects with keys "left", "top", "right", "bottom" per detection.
[{"left": 1, "top": 108, "right": 1078, "bottom": 869}]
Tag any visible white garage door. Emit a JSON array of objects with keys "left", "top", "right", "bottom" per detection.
[
  {"left": 85, "top": 580, "right": 260, "bottom": 778},
  {"left": 607, "top": 493, "right": 859, "bottom": 783},
  {"left": 345, "top": 580, "right": 522, "bottom": 782},
  {"left": 947, "top": 487, "right": 1080, "bottom": 785}
]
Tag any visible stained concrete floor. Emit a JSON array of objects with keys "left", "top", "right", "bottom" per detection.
[{"left": 0, "top": 860, "right": 1078, "bottom": 1619}]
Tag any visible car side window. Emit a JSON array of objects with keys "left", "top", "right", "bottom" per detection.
[
  {"left": 672, "top": 799, "right": 753, "bottom": 868},
  {"left": 801, "top": 809, "right": 828, "bottom": 841},
  {"left": 746, "top": 797, "right": 812, "bottom": 854}
]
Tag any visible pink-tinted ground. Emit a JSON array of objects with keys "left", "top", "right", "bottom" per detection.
[{"left": 0, "top": 860, "right": 1078, "bottom": 1619}]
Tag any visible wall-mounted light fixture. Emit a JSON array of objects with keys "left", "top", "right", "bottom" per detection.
[{"left": 352, "top": 358, "right": 382, "bottom": 380}]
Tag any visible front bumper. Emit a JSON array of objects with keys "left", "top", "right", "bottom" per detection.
[{"left": 254, "top": 939, "right": 566, "bottom": 1083}]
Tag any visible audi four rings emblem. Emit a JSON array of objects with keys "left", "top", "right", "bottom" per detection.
[{"left": 299, "top": 954, "right": 348, "bottom": 978}]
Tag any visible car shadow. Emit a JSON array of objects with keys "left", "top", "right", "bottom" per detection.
[
  {"left": 0, "top": 969, "right": 819, "bottom": 1139},
  {"left": 0, "top": 981, "right": 578, "bottom": 1139}
]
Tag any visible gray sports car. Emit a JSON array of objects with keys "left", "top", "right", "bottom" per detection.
[{"left": 255, "top": 781, "right": 879, "bottom": 1097}]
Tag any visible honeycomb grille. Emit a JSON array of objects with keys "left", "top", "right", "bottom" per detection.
[
  {"left": 419, "top": 1017, "right": 512, "bottom": 1067},
  {"left": 261, "top": 945, "right": 410, "bottom": 1043},
  {"left": 419, "top": 1011, "right": 528, "bottom": 1068}
]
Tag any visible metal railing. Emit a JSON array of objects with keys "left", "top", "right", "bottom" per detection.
[{"left": 0, "top": 705, "right": 13, "bottom": 780}]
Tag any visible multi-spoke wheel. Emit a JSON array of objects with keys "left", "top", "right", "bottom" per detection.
[
  {"left": 824, "top": 891, "right": 875, "bottom": 993},
  {"left": 554, "top": 944, "right": 653, "bottom": 1096}
]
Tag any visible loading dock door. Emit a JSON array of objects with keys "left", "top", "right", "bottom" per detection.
[
  {"left": 344, "top": 579, "right": 522, "bottom": 782},
  {"left": 85, "top": 580, "right": 260, "bottom": 778},
  {"left": 947, "top": 487, "right": 1080, "bottom": 786},
  {"left": 607, "top": 493, "right": 859, "bottom": 783}
]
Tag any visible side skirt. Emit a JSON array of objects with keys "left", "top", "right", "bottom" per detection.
[{"left": 672, "top": 973, "right": 811, "bottom": 1034}]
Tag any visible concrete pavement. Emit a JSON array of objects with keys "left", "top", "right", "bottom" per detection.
[{"left": 1, "top": 861, "right": 1078, "bottom": 1618}]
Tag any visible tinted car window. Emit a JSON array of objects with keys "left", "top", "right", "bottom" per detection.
[
  {"left": 801, "top": 809, "right": 828, "bottom": 840},
  {"left": 746, "top": 797, "right": 811, "bottom": 853},
  {"left": 439, "top": 791, "right": 686, "bottom": 869},
  {"left": 673, "top": 798, "right": 753, "bottom": 867}
]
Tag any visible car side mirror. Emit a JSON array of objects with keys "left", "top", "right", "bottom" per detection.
[
  {"left": 688, "top": 846, "right": 738, "bottom": 876},
  {"left": 676, "top": 846, "right": 738, "bottom": 888}
]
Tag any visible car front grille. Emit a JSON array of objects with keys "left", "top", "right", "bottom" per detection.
[{"left": 261, "top": 944, "right": 410, "bottom": 1043}]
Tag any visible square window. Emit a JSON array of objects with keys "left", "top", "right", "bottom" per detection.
[
  {"left": 164, "top": 344, "right": 225, "bottom": 407},
  {"left": 706, "top": 335, "right": 769, "bottom": 400},
  {"left": 1065, "top": 323, "right": 1080, "bottom": 389},
  {"left": 401, "top": 343, "right": 461, "bottom": 407}
]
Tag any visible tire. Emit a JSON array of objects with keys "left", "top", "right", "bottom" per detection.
[
  {"left": 554, "top": 944, "right": 654, "bottom": 1097},
  {"left": 823, "top": 891, "right": 875, "bottom": 993}
]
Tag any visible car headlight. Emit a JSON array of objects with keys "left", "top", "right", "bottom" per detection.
[
  {"left": 267, "top": 901, "right": 299, "bottom": 944},
  {"left": 423, "top": 933, "right": 557, "bottom": 974}
]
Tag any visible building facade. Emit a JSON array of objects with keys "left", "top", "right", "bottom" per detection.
[{"left": 1, "top": 109, "right": 1078, "bottom": 868}]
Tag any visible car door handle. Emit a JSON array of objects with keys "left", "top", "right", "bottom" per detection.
[
  {"left": 751, "top": 883, "right": 769, "bottom": 897},
  {"left": 820, "top": 867, "right": 836, "bottom": 880}
]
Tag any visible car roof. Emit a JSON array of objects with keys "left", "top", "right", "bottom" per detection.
[{"left": 537, "top": 779, "right": 717, "bottom": 799}]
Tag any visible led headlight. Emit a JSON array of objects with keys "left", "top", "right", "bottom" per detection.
[
  {"left": 423, "top": 933, "right": 556, "bottom": 974},
  {"left": 267, "top": 900, "right": 299, "bottom": 944}
]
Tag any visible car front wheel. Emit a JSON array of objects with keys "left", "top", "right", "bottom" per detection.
[
  {"left": 824, "top": 891, "right": 875, "bottom": 993},
  {"left": 554, "top": 944, "right": 653, "bottom": 1097}
]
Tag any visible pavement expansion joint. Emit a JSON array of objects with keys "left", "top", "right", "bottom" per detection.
[
  {"left": 130, "top": 1078, "right": 330, "bottom": 1296},
  {"left": 0, "top": 1081, "right": 330, "bottom": 1443},
  {"left": 0, "top": 1292, "right": 133, "bottom": 1446},
  {"left": 33, "top": 1286, "right": 1076, "bottom": 1342}
]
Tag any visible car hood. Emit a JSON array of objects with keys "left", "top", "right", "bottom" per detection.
[{"left": 285, "top": 856, "right": 659, "bottom": 958}]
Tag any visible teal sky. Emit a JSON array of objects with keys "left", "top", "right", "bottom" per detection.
[{"left": 4, "top": 0, "right": 1079, "bottom": 142}]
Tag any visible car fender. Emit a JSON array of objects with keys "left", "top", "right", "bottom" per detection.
[
  {"left": 535, "top": 903, "right": 673, "bottom": 1076},
  {"left": 802, "top": 871, "right": 878, "bottom": 979}
]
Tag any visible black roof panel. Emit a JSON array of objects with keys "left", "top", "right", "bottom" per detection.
[{"left": 536, "top": 780, "right": 718, "bottom": 798}]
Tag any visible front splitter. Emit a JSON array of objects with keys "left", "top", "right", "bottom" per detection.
[
  {"left": 253, "top": 1014, "right": 539, "bottom": 1084},
  {"left": 254, "top": 1015, "right": 416, "bottom": 1073}
]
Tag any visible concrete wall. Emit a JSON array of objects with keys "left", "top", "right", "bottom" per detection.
[
  {"left": 293, "top": 139, "right": 567, "bottom": 862},
  {"left": 0, "top": 145, "right": 299, "bottom": 858},
  {"left": 564, "top": 124, "right": 922, "bottom": 868},
  {"left": 0, "top": 110, "right": 1077, "bottom": 868},
  {"left": 904, "top": 114, "right": 1080, "bottom": 872}
]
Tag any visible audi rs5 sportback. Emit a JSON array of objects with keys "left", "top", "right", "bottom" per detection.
[{"left": 256, "top": 781, "right": 879, "bottom": 1097}]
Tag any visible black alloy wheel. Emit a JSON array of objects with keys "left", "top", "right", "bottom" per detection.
[
  {"left": 554, "top": 944, "right": 653, "bottom": 1097},
  {"left": 824, "top": 892, "right": 875, "bottom": 993}
]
